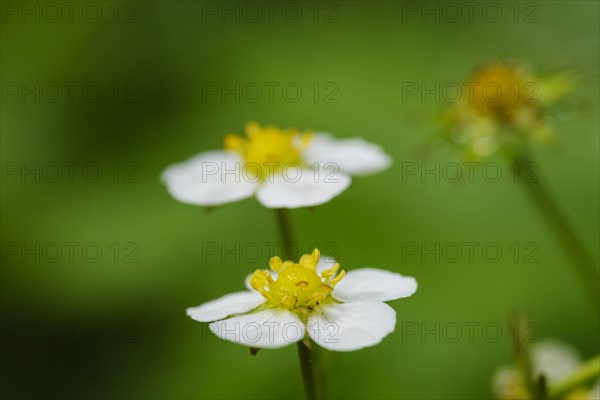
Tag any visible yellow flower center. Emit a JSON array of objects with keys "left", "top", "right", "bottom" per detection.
[
  {"left": 249, "top": 249, "right": 345, "bottom": 317},
  {"left": 467, "top": 64, "right": 537, "bottom": 122},
  {"left": 224, "top": 121, "right": 313, "bottom": 179}
]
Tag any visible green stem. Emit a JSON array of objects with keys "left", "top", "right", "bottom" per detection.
[
  {"left": 297, "top": 340, "right": 318, "bottom": 400},
  {"left": 511, "top": 313, "right": 544, "bottom": 399},
  {"left": 274, "top": 209, "right": 318, "bottom": 400},
  {"left": 548, "top": 355, "right": 600, "bottom": 399},
  {"left": 515, "top": 153, "right": 599, "bottom": 310},
  {"left": 275, "top": 208, "right": 295, "bottom": 259}
]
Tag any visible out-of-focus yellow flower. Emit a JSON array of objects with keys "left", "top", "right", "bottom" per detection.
[{"left": 443, "top": 62, "right": 573, "bottom": 159}]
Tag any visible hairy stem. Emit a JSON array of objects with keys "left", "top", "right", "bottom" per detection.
[
  {"left": 297, "top": 340, "right": 318, "bottom": 400},
  {"left": 275, "top": 208, "right": 295, "bottom": 259},
  {"left": 515, "top": 154, "right": 599, "bottom": 310},
  {"left": 275, "top": 209, "right": 318, "bottom": 400}
]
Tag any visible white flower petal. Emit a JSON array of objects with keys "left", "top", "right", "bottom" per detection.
[
  {"left": 332, "top": 268, "right": 417, "bottom": 302},
  {"left": 303, "top": 133, "right": 392, "bottom": 176},
  {"left": 256, "top": 169, "right": 351, "bottom": 208},
  {"left": 162, "top": 151, "right": 258, "bottom": 206},
  {"left": 531, "top": 340, "right": 581, "bottom": 383},
  {"left": 308, "top": 301, "right": 396, "bottom": 351},
  {"left": 186, "top": 291, "right": 266, "bottom": 322},
  {"left": 209, "top": 308, "right": 305, "bottom": 348}
]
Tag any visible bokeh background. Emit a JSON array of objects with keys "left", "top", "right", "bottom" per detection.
[{"left": 1, "top": 1, "right": 598, "bottom": 399}]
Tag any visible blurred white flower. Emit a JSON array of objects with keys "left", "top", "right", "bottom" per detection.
[
  {"left": 493, "top": 339, "right": 599, "bottom": 400},
  {"left": 186, "top": 249, "right": 417, "bottom": 351},
  {"left": 162, "top": 121, "right": 391, "bottom": 208}
]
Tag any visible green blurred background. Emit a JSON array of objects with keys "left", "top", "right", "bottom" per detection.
[{"left": 1, "top": 1, "right": 598, "bottom": 398}]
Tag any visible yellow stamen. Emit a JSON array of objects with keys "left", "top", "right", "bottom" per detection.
[
  {"left": 269, "top": 256, "right": 284, "bottom": 272},
  {"left": 223, "top": 121, "right": 313, "bottom": 180},
  {"left": 321, "top": 262, "right": 340, "bottom": 280},
  {"left": 299, "top": 248, "right": 320, "bottom": 270},
  {"left": 224, "top": 134, "right": 245, "bottom": 153},
  {"left": 248, "top": 249, "right": 345, "bottom": 316},
  {"left": 249, "top": 269, "right": 273, "bottom": 300},
  {"left": 330, "top": 270, "right": 346, "bottom": 286},
  {"left": 245, "top": 121, "right": 261, "bottom": 137}
]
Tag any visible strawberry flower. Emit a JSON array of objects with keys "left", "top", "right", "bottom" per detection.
[
  {"left": 186, "top": 249, "right": 417, "bottom": 351},
  {"left": 162, "top": 122, "right": 391, "bottom": 208}
]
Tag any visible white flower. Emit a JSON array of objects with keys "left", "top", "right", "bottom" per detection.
[
  {"left": 162, "top": 121, "right": 391, "bottom": 208},
  {"left": 186, "top": 249, "right": 417, "bottom": 351},
  {"left": 492, "top": 339, "right": 600, "bottom": 399}
]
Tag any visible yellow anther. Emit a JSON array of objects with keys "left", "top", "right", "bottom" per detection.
[
  {"left": 224, "top": 134, "right": 245, "bottom": 152},
  {"left": 311, "top": 248, "right": 320, "bottom": 262},
  {"left": 223, "top": 121, "right": 312, "bottom": 180},
  {"left": 298, "top": 254, "right": 311, "bottom": 267},
  {"left": 269, "top": 256, "right": 284, "bottom": 272},
  {"left": 299, "top": 252, "right": 318, "bottom": 270},
  {"left": 266, "top": 272, "right": 275, "bottom": 285},
  {"left": 245, "top": 120, "right": 261, "bottom": 137},
  {"left": 249, "top": 269, "right": 272, "bottom": 299},
  {"left": 250, "top": 249, "right": 344, "bottom": 316},
  {"left": 330, "top": 270, "right": 346, "bottom": 287},
  {"left": 299, "top": 248, "right": 320, "bottom": 270},
  {"left": 321, "top": 262, "right": 340, "bottom": 279}
]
